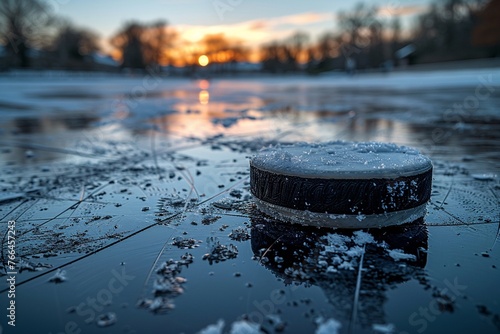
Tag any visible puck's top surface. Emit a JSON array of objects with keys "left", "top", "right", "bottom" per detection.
[{"left": 251, "top": 141, "right": 432, "bottom": 179}]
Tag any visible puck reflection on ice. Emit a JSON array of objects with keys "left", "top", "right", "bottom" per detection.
[{"left": 251, "top": 213, "right": 428, "bottom": 330}]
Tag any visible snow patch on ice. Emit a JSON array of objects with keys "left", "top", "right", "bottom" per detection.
[
  {"left": 387, "top": 249, "right": 417, "bottom": 261},
  {"left": 230, "top": 320, "right": 261, "bottom": 334},
  {"left": 345, "top": 246, "right": 365, "bottom": 257},
  {"left": 320, "top": 232, "right": 375, "bottom": 272},
  {"left": 318, "top": 229, "right": 418, "bottom": 274},
  {"left": 338, "top": 261, "right": 355, "bottom": 270},
  {"left": 372, "top": 323, "right": 396, "bottom": 333},
  {"left": 356, "top": 213, "right": 366, "bottom": 221},
  {"left": 326, "top": 266, "right": 338, "bottom": 273},
  {"left": 471, "top": 173, "right": 496, "bottom": 181},
  {"left": 315, "top": 318, "right": 341, "bottom": 334},
  {"left": 353, "top": 230, "right": 375, "bottom": 245},
  {"left": 198, "top": 319, "right": 225, "bottom": 334}
]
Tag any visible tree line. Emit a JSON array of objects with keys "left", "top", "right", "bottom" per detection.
[
  {"left": 262, "top": 0, "right": 500, "bottom": 73},
  {"left": 0, "top": 0, "right": 499, "bottom": 72}
]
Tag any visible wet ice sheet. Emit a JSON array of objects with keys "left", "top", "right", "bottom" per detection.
[{"left": 0, "top": 70, "right": 499, "bottom": 333}]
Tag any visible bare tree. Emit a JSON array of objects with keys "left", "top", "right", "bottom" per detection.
[
  {"left": 337, "top": 3, "right": 378, "bottom": 52},
  {"left": 391, "top": 17, "right": 401, "bottom": 45},
  {"left": 52, "top": 23, "right": 99, "bottom": 65},
  {"left": 200, "top": 33, "right": 250, "bottom": 70},
  {"left": 0, "top": 0, "right": 54, "bottom": 67},
  {"left": 337, "top": 3, "right": 385, "bottom": 69},
  {"left": 260, "top": 32, "right": 310, "bottom": 73},
  {"left": 472, "top": 0, "right": 500, "bottom": 56},
  {"left": 413, "top": 0, "right": 490, "bottom": 62},
  {"left": 111, "top": 22, "right": 147, "bottom": 69},
  {"left": 287, "top": 32, "right": 309, "bottom": 69},
  {"left": 111, "top": 20, "right": 177, "bottom": 69},
  {"left": 202, "top": 33, "right": 229, "bottom": 56},
  {"left": 143, "top": 20, "right": 177, "bottom": 67},
  {"left": 261, "top": 41, "right": 282, "bottom": 72},
  {"left": 317, "top": 32, "right": 339, "bottom": 61}
]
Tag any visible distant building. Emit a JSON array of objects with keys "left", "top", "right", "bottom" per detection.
[
  {"left": 90, "top": 53, "right": 119, "bottom": 67},
  {"left": 27, "top": 48, "right": 42, "bottom": 58},
  {"left": 233, "top": 62, "right": 261, "bottom": 72},
  {"left": 395, "top": 44, "right": 416, "bottom": 67},
  {"left": 161, "top": 65, "right": 188, "bottom": 76},
  {"left": 204, "top": 61, "right": 261, "bottom": 75}
]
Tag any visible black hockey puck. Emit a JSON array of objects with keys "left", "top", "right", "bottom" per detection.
[{"left": 250, "top": 141, "right": 432, "bottom": 228}]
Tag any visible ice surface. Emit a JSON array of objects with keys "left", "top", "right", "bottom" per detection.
[
  {"left": 0, "top": 192, "right": 26, "bottom": 203},
  {"left": 251, "top": 141, "right": 432, "bottom": 179},
  {"left": 1, "top": 68, "right": 499, "bottom": 334}
]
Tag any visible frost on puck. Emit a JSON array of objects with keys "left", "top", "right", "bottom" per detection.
[{"left": 250, "top": 141, "right": 433, "bottom": 228}]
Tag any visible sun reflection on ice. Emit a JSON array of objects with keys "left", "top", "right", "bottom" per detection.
[
  {"left": 198, "top": 79, "right": 210, "bottom": 90},
  {"left": 199, "top": 90, "right": 210, "bottom": 105}
]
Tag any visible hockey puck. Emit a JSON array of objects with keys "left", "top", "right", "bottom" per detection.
[{"left": 250, "top": 141, "right": 433, "bottom": 228}]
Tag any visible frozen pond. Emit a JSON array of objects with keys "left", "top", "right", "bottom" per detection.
[{"left": 0, "top": 69, "right": 499, "bottom": 333}]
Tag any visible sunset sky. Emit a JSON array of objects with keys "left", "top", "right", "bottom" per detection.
[{"left": 56, "top": 0, "right": 430, "bottom": 59}]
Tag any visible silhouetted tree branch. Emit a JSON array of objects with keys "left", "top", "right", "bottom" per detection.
[
  {"left": 472, "top": 0, "right": 500, "bottom": 56},
  {"left": 0, "top": 0, "right": 55, "bottom": 67},
  {"left": 51, "top": 23, "right": 99, "bottom": 67},
  {"left": 111, "top": 20, "right": 177, "bottom": 69}
]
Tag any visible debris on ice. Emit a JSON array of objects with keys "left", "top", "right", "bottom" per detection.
[
  {"left": 96, "top": 312, "right": 117, "bottom": 327},
  {"left": 203, "top": 238, "right": 239, "bottom": 264},
  {"left": 48, "top": 269, "right": 67, "bottom": 283},
  {"left": 172, "top": 236, "right": 201, "bottom": 249},
  {"left": 137, "top": 296, "right": 175, "bottom": 313},
  {"left": 139, "top": 254, "right": 192, "bottom": 314},
  {"left": 229, "top": 227, "right": 251, "bottom": 241}
]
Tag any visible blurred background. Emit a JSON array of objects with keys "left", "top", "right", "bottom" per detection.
[{"left": 0, "top": 0, "right": 499, "bottom": 75}]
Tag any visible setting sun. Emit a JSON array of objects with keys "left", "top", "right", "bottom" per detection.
[{"left": 198, "top": 55, "right": 209, "bottom": 66}]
